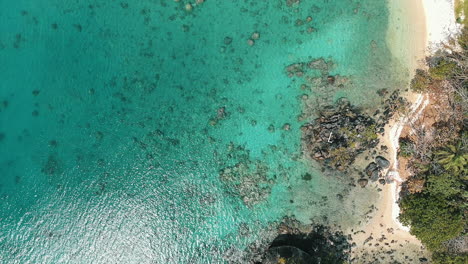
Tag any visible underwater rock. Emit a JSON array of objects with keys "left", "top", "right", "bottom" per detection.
[
  {"left": 375, "top": 156, "right": 390, "bottom": 169},
  {"left": 282, "top": 123, "right": 290, "bottom": 131},
  {"left": 217, "top": 107, "right": 226, "bottom": 119},
  {"left": 41, "top": 154, "right": 62, "bottom": 176},
  {"left": 306, "top": 27, "right": 315, "bottom": 34},
  {"left": 247, "top": 39, "right": 255, "bottom": 46},
  {"left": 285, "top": 63, "right": 305, "bottom": 77},
  {"left": 307, "top": 58, "right": 328, "bottom": 72},
  {"left": 219, "top": 147, "right": 273, "bottom": 207},
  {"left": 302, "top": 173, "right": 312, "bottom": 181},
  {"left": 286, "top": 0, "right": 300, "bottom": 7},
  {"left": 251, "top": 32, "right": 260, "bottom": 40},
  {"left": 260, "top": 224, "right": 351, "bottom": 264},
  {"left": 268, "top": 124, "right": 275, "bottom": 133},
  {"left": 224, "top": 36, "right": 233, "bottom": 45},
  {"left": 358, "top": 178, "right": 368, "bottom": 188}
]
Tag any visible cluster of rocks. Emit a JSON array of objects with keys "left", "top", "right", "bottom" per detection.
[
  {"left": 284, "top": 58, "right": 351, "bottom": 122},
  {"left": 209, "top": 106, "right": 228, "bottom": 126},
  {"left": 260, "top": 223, "right": 351, "bottom": 264},
  {"left": 373, "top": 89, "right": 408, "bottom": 128},
  {"left": 247, "top": 32, "right": 260, "bottom": 46},
  {"left": 226, "top": 217, "right": 352, "bottom": 264},
  {"left": 285, "top": 58, "right": 335, "bottom": 79},
  {"left": 286, "top": 0, "right": 301, "bottom": 7},
  {"left": 219, "top": 144, "right": 273, "bottom": 207},
  {"left": 301, "top": 98, "right": 381, "bottom": 171},
  {"left": 358, "top": 156, "right": 390, "bottom": 187}
]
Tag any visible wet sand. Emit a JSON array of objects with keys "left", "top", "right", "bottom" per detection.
[{"left": 347, "top": 0, "right": 431, "bottom": 262}]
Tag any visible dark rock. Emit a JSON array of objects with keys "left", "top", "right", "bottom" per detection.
[
  {"left": 370, "top": 170, "right": 380, "bottom": 182},
  {"left": 302, "top": 173, "right": 312, "bottom": 181},
  {"left": 365, "top": 162, "right": 378, "bottom": 176},
  {"left": 217, "top": 107, "right": 226, "bottom": 119},
  {"left": 263, "top": 246, "right": 313, "bottom": 264},
  {"left": 224, "top": 36, "right": 233, "bottom": 45},
  {"left": 307, "top": 58, "right": 328, "bottom": 72},
  {"left": 303, "top": 99, "right": 379, "bottom": 170},
  {"left": 262, "top": 226, "right": 351, "bottom": 264},
  {"left": 358, "top": 178, "right": 368, "bottom": 188},
  {"left": 378, "top": 178, "right": 386, "bottom": 185},
  {"left": 375, "top": 156, "right": 390, "bottom": 169},
  {"left": 286, "top": 0, "right": 300, "bottom": 7}
]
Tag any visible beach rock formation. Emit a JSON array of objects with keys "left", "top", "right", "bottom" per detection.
[
  {"left": 301, "top": 98, "right": 380, "bottom": 170},
  {"left": 375, "top": 156, "right": 390, "bottom": 168},
  {"left": 260, "top": 225, "right": 351, "bottom": 264},
  {"left": 363, "top": 156, "right": 391, "bottom": 183}
]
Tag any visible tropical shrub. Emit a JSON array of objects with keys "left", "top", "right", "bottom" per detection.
[
  {"left": 399, "top": 194, "right": 464, "bottom": 250},
  {"left": 410, "top": 69, "right": 431, "bottom": 92},
  {"left": 429, "top": 59, "right": 456, "bottom": 80}
]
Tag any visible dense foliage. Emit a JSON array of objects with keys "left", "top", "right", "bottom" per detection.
[{"left": 402, "top": 27, "right": 468, "bottom": 260}]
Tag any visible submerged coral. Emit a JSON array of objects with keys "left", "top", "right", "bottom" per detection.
[{"left": 219, "top": 144, "right": 274, "bottom": 206}]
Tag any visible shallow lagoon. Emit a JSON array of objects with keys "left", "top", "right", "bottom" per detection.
[{"left": 0, "top": 0, "right": 409, "bottom": 263}]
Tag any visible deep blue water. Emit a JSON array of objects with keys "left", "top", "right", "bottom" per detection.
[{"left": 0, "top": 0, "right": 408, "bottom": 263}]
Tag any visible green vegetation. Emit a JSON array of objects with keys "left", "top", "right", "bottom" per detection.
[
  {"left": 455, "top": 0, "right": 468, "bottom": 26},
  {"left": 429, "top": 59, "right": 457, "bottom": 80},
  {"left": 399, "top": 26, "right": 468, "bottom": 261},
  {"left": 398, "top": 137, "right": 414, "bottom": 158},
  {"left": 400, "top": 194, "right": 464, "bottom": 250},
  {"left": 410, "top": 69, "right": 431, "bottom": 92},
  {"left": 435, "top": 142, "right": 468, "bottom": 175},
  {"left": 433, "top": 251, "right": 468, "bottom": 264}
]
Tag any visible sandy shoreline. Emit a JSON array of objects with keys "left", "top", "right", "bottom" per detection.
[
  {"left": 384, "top": 0, "right": 460, "bottom": 233},
  {"left": 348, "top": 0, "right": 459, "bottom": 261}
]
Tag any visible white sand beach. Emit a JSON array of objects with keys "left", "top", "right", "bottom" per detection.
[{"left": 349, "top": 0, "right": 460, "bottom": 262}]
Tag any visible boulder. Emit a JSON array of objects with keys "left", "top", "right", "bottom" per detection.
[
  {"left": 365, "top": 162, "right": 378, "bottom": 176},
  {"left": 370, "top": 170, "right": 380, "bottom": 182},
  {"left": 375, "top": 156, "right": 390, "bottom": 169},
  {"left": 358, "top": 178, "right": 368, "bottom": 188},
  {"left": 263, "top": 246, "right": 313, "bottom": 264},
  {"left": 223, "top": 36, "right": 233, "bottom": 45}
]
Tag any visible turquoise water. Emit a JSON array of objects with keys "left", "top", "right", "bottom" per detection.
[{"left": 0, "top": 0, "right": 407, "bottom": 263}]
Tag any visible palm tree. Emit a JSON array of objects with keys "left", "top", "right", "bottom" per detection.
[{"left": 435, "top": 142, "right": 467, "bottom": 176}]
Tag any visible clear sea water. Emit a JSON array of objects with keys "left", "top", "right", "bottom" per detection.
[{"left": 0, "top": 0, "right": 409, "bottom": 263}]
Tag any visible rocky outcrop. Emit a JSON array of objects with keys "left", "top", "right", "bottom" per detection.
[
  {"left": 363, "top": 156, "right": 391, "bottom": 184},
  {"left": 302, "top": 98, "right": 380, "bottom": 170},
  {"left": 376, "top": 156, "right": 390, "bottom": 169},
  {"left": 260, "top": 224, "right": 351, "bottom": 264}
]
